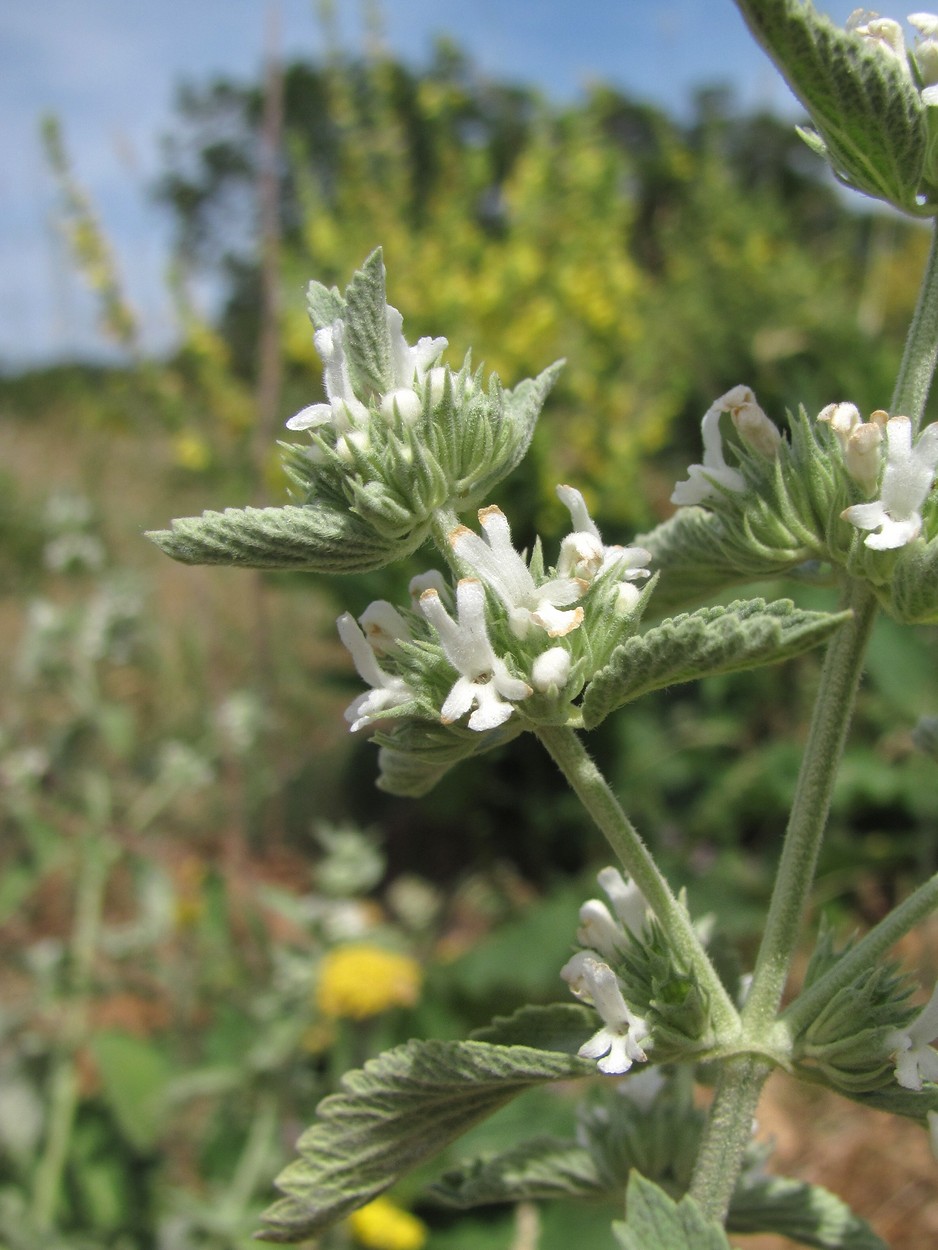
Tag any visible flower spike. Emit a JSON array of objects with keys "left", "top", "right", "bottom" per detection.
[{"left": 841, "top": 415, "right": 938, "bottom": 549}]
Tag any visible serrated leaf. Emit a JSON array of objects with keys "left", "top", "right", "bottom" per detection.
[
  {"left": 342, "top": 247, "right": 392, "bottom": 397},
  {"left": 582, "top": 598, "right": 848, "bottom": 729},
  {"left": 431, "top": 1137, "right": 605, "bottom": 1207},
  {"left": 146, "top": 503, "right": 427, "bottom": 573},
  {"left": 257, "top": 1038, "right": 593, "bottom": 1243},
  {"left": 729, "top": 1174, "right": 887, "bottom": 1249},
  {"left": 614, "top": 1172, "right": 731, "bottom": 1250},
  {"left": 305, "top": 279, "right": 345, "bottom": 330},
  {"left": 470, "top": 1003, "right": 596, "bottom": 1053},
  {"left": 733, "top": 0, "right": 927, "bottom": 211}
]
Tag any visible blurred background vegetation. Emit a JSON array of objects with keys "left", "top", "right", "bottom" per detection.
[{"left": 2, "top": 19, "right": 937, "bottom": 1250}]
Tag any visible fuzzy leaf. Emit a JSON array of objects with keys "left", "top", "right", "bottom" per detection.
[
  {"left": 342, "top": 247, "right": 392, "bottom": 397},
  {"left": 146, "top": 503, "right": 427, "bottom": 573},
  {"left": 582, "top": 598, "right": 848, "bottom": 729},
  {"left": 431, "top": 1137, "right": 605, "bottom": 1207},
  {"left": 257, "top": 1039, "right": 593, "bottom": 1243},
  {"left": 729, "top": 1175, "right": 887, "bottom": 1249},
  {"left": 470, "top": 1003, "right": 596, "bottom": 1053},
  {"left": 305, "top": 279, "right": 345, "bottom": 330},
  {"left": 374, "top": 718, "right": 523, "bottom": 798},
  {"left": 733, "top": 0, "right": 928, "bottom": 212},
  {"left": 613, "top": 1172, "right": 731, "bottom": 1250}
]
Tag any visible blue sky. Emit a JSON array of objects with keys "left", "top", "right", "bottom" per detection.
[{"left": 1, "top": 0, "right": 862, "bottom": 368}]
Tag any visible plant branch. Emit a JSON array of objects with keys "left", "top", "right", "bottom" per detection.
[{"left": 891, "top": 218, "right": 938, "bottom": 430}]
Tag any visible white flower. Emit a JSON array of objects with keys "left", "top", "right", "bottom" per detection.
[
  {"left": 887, "top": 982, "right": 938, "bottom": 1090},
  {"left": 555, "top": 485, "right": 652, "bottom": 588},
  {"left": 561, "top": 952, "right": 651, "bottom": 1075},
  {"left": 596, "top": 866, "right": 649, "bottom": 937},
  {"left": 358, "top": 601, "right": 411, "bottom": 656},
  {"left": 909, "top": 12, "right": 938, "bottom": 93},
  {"left": 846, "top": 10, "right": 908, "bottom": 61},
  {"left": 531, "top": 646, "right": 572, "bottom": 695},
  {"left": 574, "top": 868, "right": 649, "bottom": 974},
  {"left": 841, "top": 415, "right": 938, "bottom": 548},
  {"left": 287, "top": 305, "right": 447, "bottom": 434},
  {"left": 419, "top": 579, "right": 532, "bottom": 731},
  {"left": 451, "top": 507, "right": 586, "bottom": 639},
  {"left": 671, "top": 386, "right": 760, "bottom": 505},
  {"left": 337, "top": 612, "right": 414, "bottom": 733},
  {"left": 818, "top": 403, "right": 886, "bottom": 494}
]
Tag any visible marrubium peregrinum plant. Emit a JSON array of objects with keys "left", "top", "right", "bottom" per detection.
[{"left": 151, "top": 237, "right": 938, "bottom": 1248}]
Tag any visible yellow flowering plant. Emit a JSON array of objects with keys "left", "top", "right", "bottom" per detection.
[{"left": 151, "top": 5, "right": 938, "bottom": 1246}]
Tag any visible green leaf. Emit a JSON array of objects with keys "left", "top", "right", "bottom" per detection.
[
  {"left": 374, "top": 717, "right": 523, "bottom": 798},
  {"left": 431, "top": 1137, "right": 605, "bottom": 1207},
  {"left": 90, "top": 1031, "right": 171, "bottom": 1152},
  {"left": 256, "top": 1038, "right": 593, "bottom": 1243},
  {"left": 146, "top": 502, "right": 428, "bottom": 573},
  {"left": 613, "top": 1172, "right": 731, "bottom": 1250},
  {"left": 582, "top": 598, "right": 848, "bottom": 730},
  {"left": 305, "top": 279, "right": 345, "bottom": 330},
  {"left": 729, "top": 1174, "right": 888, "bottom": 1249},
  {"left": 470, "top": 1003, "right": 596, "bottom": 1053},
  {"left": 342, "top": 247, "right": 392, "bottom": 397},
  {"left": 732, "top": 0, "right": 928, "bottom": 213}
]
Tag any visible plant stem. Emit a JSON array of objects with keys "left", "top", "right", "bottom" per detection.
[
  {"left": 688, "top": 1056, "right": 771, "bottom": 1222},
  {"left": 891, "top": 219, "right": 938, "bottom": 430},
  {"left": 784, "top": 868, "right": 938, "bottom": 1036},
  {"left": 535, "top": 724, "right": 739, "bottom": 1035},
  {"left": 429, "top": 506, "right": 461, "bottom": 575},
  {"left": 741, "top": 581, "right": 877, "bottom": 1035}
]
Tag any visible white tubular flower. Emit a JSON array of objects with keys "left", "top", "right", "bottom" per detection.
[
  {"left": 597, "top": 866, "right": 649, "bottom": 938},
  {"left": 337, "top": 613, "right": 414, "bottom": 732},
  {"left": 576, "top": 900, "right": 625, "bottom": 962},
  {"left": 419, "top": 579, "right": 532, "bottom": 731},
  {"left": 556, "top": 485, "right": 652, "bottom": 588},
  {"left": 819, "top": 403, "right": 887, "bottom": 494},
  {"left": 887, "top": 982, "right": 938, "bottom": 1090},
  {"left": 531, "top": 646, "right": 572, "bottom": 695},
  {"left": 359, "top": 601, "right": 411, "bottom": 656},
  {"left": 841, "top": 415, "right": 938, "bottom": 548},
  {"left": 386, "top": 304, "right": 447, "bottom": 389},
  {"left": 408, "top": 569, "right": 449, "bottom": 606},
  {"left": 846, "top": 10, "right": 908, "bottom": 62},
  {"left": 561, "top": 952, "right": 651, "bottom": 1075},
  {"left": 671, "top": 386, "right": 754, "bottom": 505},
  {"left": 287, "top": 322, "right": 370, "bottom": 433},
  {"left": 451, "top": 507, "right": 586, "bottom": 639}
]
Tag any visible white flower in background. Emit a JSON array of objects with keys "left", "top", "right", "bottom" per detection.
[
  {"left": 841, "top": 415, "right": 938, "bottom": 548},
  {"left": 287, "top": 306, "right": 447, "bottom": 435},
  {"left": 909, "top": 13, "right": 938, "bottom": 94},
  {"left": 419, "top": 579, "right": 532, "bottom": 730},
  {"left": 846, "top": 11, "right": 938, "bottom": 102},
  {"left": 561, "top": 951, "right": 652, "bottom": 1074},
  {"left": 555, "top": 485, "right": 652, "bottom": 590},
  {"left": 887, "top": 982, "right": 938, "bottom": 1090},
  {"left": 671, "top": 386, "right": 776, "bottom": 505},
  {"left": 451, "top": 507, "right": 586, "bottom": 639},
  {"left": 337, "top": 612, "right": 415, "bottom": 733}
]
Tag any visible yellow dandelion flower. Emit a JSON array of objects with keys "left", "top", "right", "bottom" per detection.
[
  {"left": 315, "top": 944, "right": 422, "bottom": 1020},
  {"left": 348, "top": 1197, "right": 427, "bottom": 1250}
]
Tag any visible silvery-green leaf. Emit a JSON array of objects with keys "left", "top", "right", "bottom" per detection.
[
  {"left": 342, "top": 247, "right": 392, "bottom": 397},
  {"left": 146, "top": 502, "right": 428, "bottom": 573},
  {"left": 582, "top": 598, "right": 849, "bottom": 730},
  {"left": 470, "top": 1003, "right": 597, "bottom": 1052},
  {"left": 733, "top": 0, "right": 929, "bottom": 212},
  {"left": 729, "top": 1174, "right": 888, "bottom": 1249},
  {"left": 256, "top": 1038, "right": 593, "bottom": 1243},
  {"left": 613, "top": 1173, "right": 731, "bottom": 1250},
  {"left": 431, "top": 1137, "right": 605, "bottom": 1207},
  {"left": 374, "top": 718, "right": 523, "bottom": 798},
  {"left": 886, "top": 535, "right": 938, "bottom": 623},
  {"left": 305, "top": 279, "right": 345, "bottom": 331}
]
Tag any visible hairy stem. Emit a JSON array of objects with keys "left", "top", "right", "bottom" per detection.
[
  {"left": 535, "top": 724, "right": 739, "bottom": 1035},
  {"left": 688, "top": 1056, "right": 771, "bottom": 1222},
  {"left": 891, "top": 219, "right": 938, "bottom": 431}
]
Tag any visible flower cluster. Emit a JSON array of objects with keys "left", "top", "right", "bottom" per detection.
[
  {"left": 335, "top": 486, "right": 653, "bottom": 745},
  {"left": 887, "top": 981, "right": 938, "bottom": 1090},
  {"left": 848, "top": 10, "right": 938, "bottom": 103},
  {"left": 561, "top": 868, "right": 653, "bottom": 1075},
  {"left": 671, "top": 385, "right": 781, "bottom": 506}
]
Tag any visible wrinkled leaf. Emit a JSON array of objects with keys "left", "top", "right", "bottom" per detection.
[
  {"left": 730, "top": 1174, "right": 887, "bottom": 1249},
  {"left": 432, "top": 1137, "right": 604, "bottom": 1207},
  {"left": 257, "top": 1038, "right": 593, "bottom": 1243},
  {"left": 582, "top": 598, "right": 848, "bottom": 729},
  {"left": 374, "top": 717, "right": 523, "bottom": 798}
]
